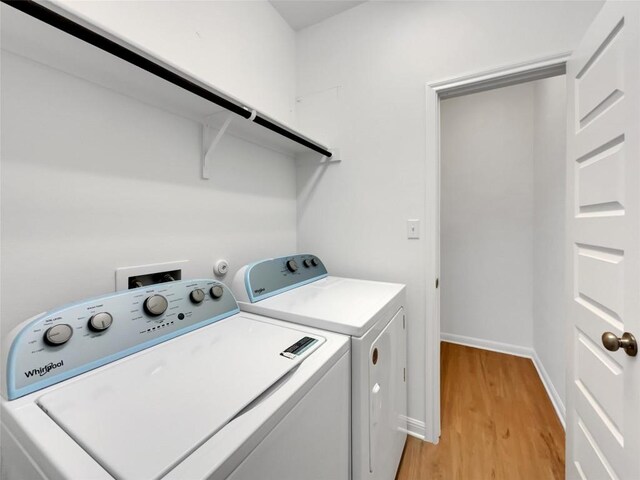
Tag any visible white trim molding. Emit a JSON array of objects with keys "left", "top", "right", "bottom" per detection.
[
  {"left": 429, "top": 51, "right": 570, "bottom": 98},
  {"left": 440, "top": 333, "right": 534, "bottom": 358},
  {"left": 531, "top": 351, "right": 566, "bottom": 429},
  {"left": 441, "top": 333, "right": 566, "bottom": 428}
]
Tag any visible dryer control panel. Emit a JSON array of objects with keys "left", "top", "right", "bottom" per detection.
[
  {"left": 4, "top": 280, "right": 239, "bottom": 400},
  {"left": 239, "top": 254, "right": 328, "bottom": 303}
]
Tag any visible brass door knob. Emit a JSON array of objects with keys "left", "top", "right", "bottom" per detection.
[{"left": 602, "top": 332, "right": 638, "bottom": 357}]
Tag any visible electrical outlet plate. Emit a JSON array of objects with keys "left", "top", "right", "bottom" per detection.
[{"left": 115, "top": 260, "right": 189, "bottom": 291}]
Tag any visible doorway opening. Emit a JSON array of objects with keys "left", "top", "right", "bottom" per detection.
[{"left": 423, "top": 53, "right": 569, "bottom": 444}]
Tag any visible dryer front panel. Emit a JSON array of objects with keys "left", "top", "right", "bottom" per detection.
[{"left": 368, "top": 307, "right": 407, "bottom": 479}]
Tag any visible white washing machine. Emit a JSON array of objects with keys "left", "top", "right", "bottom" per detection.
[
  {"left": 1, "top": 279, "right": 350, "bottom": 480},
  {"left": 232, "top": 254, "right": 407, "bottom": 480}
]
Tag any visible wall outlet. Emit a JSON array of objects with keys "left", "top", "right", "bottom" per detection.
[
  {"left": 115, "top": 260, "right": 189, "bottom": 291},
  {"left": 407, "top": 219, "right": 420, "bottom": 239}
]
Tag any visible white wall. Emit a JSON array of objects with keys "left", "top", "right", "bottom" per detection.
[
  {"left": 54, "top": 0, "right": 296, "bottom": 125},
  {"left": 295, "top": 1, "right": 602, "bottom": 436},
  {"left": 440, "top": 83, "right": 535, "bottom": 349},
  {"left": 0, "top": 0, "right": 298, "bottom": 335},
  {"left": 439, "top": 77, "right": 567, "bottom": 419},
  {"left": 533, "top": 76, "right": 567, "bottom": 411}
]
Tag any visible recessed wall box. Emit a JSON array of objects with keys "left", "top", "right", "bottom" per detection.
[{"left": 115, "top": 260, "right": 189, "bottom": 291}]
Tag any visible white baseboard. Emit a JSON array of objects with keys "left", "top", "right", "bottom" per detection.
[
  {"left": 440, "top": 332, "right": 534, "bottom": 358},
  {"left": 441, "top": 332, "right": 565, "bottom": 429},
  {"left": 531, "top": 351, "right": 566, "bottom": 428},
  {"left": 403, "top": 416, "right": 426, "bottom": 440}
]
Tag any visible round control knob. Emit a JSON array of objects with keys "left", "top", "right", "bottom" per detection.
[
  {"left": 210, "top": 285, "right": 224, "bottom": 299},
  {"left": 190, "top": 288, "right": 205, "bottom": 304},
  {"left": 311, "top": 257, "right": 319, "bottom": 267},
  {"left": 144, "top": 294, "right": 168, "bottom": 316},
  {"left": 44, "top": 324, "right": 73, "bottom": 346},
  {"left": 303, "top": 259, "right": 312, "bottom": 268},
  {"left": 88, "top": 312, "right": 113, "bottom": 332},
  {"left": 286, "top": 259, "right": 298, "bottom": 272}
]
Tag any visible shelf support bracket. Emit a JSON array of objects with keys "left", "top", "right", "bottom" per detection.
[{"left": 202, "top": 113, "right": 234, "bottom": 180}]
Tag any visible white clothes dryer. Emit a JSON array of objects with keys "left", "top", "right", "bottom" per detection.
[
  {"left": 232, "top": 254, "right": 407, "bottom": 480},
  {"left": 1, "top": 279, "right": 350, "bottom": 480}
]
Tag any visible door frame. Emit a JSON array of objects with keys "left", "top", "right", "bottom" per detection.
[{"left": 423, "top": 52, "right": 571, "bottom": 443}]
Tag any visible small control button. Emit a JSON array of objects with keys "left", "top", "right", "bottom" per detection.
[
  {"left": 303, "top": 259, "right": 312, "bottom": 268},
  {"left": 178, "top": 313, "right": 185, "bottom": 320},
  {"left": 190, "top": 288, "right": 205, "bottom": 304},
  {"left": 88, "top": 312, "right": 113, "bottom": 332},
  {"left": 210, "top": 285, "right": 224, "bottom": 299},
  {"left": 311, "top": 257, "right": 319, "bottom": 267},
  {"left": 144, "top": 294, "right": 168, "bottom": 316},
  {"left": 44, "top": 324, "right": 73, "bottom": 346},
  {"left": 286, "top": 259, "right": 298, "bottom": 272}
]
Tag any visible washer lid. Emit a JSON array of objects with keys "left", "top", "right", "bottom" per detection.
[
  {"left": 36, "top": 315, "right": 321, "bottom": 480},
  {"left": 241, "top": 277, "right": 405, "bottom": 337}
]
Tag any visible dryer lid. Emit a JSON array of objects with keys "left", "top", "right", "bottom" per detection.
[
  {"left": 37, "top": 315, "right": 321, "bottom": 480},
  {"left": 243, "top": 277, "right": 405, "bottom": 337}
]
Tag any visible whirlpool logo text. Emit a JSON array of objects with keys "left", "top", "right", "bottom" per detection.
[{"left": 24, "top": 360, "right": 64, "bottom": 378}]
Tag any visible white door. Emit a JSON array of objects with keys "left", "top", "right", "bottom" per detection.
[{"left": 566, "top": 1, "right": 640, "bottom": 479}]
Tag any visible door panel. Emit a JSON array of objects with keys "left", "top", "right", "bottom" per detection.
[
  {"left": 575, "top": 332, "right": 623, "bottom": 430},
  {"left": 567, "top": 2, "right": 640, "bottom": 479},
  {"left": 576, "top": 18, "right": 624, "bottom": 129},
  {"left": 576, "top": 137, "right": 624, "bottom": 214},
  {"left": 576, "top": 244, "right": 624, "bottom": 317},
  {"left": 575, "top": 419, "right": 617, "bottom": 480}
]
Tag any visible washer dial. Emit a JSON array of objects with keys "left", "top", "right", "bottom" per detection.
[
  {"left": 44, "top": 324, "right": 73, "bottom": 346},
  {"left": 210, "top": 285, "right": 224, "bottom": 299},
  {"left": 190, "top": 288, "right": 205, "bottom": 304},
  {"left": 286, "top": 260, "right": 298, "bottom": 272},
  {"left": 144, "top": 295, "right": 168, "bottom": 316},
  {"left": 88, "top": 312, "right": 113, "bottom": 332}
]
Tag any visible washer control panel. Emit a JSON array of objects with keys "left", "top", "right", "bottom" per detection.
[
  {"left": 5, "top": 279, "right": 238, "bottom": 400},
  {"left": 245, "top": 254, "right": 327, "bottom": 302}
]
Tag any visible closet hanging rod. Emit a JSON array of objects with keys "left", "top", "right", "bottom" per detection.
[
  {"left": 2, "top": 0, "right": 333, "bottom": 159},
  {"left": 253, "top": 115, "right": 330, "bottom": 155}
]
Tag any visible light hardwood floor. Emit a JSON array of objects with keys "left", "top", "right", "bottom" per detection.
[{"left": 396, "top": 342, "right": 564, "bottom": 479}]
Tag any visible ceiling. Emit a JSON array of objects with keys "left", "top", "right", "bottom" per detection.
[{"left": 269, "top": 1, "right": 366, "bottom": 31}]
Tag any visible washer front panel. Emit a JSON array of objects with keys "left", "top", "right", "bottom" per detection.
[
  {"left": 245, "top": 254, "right": 327, "bottom": 302},
  {"left": 6, "top": 280, "right": 238, "bottom": 399}
]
